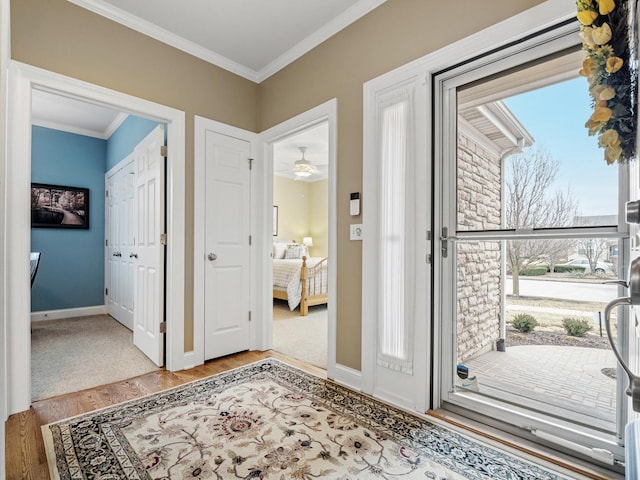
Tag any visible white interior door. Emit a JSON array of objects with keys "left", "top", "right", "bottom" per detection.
[
  {"left": 133, "top": 125, "right": 166, "bottom": 366},
  {"left": 204, "top": 130, "right": 251, "bottom": 360},
  {"left": 106, "top": 156, "right": 135, "bottom": 329}
]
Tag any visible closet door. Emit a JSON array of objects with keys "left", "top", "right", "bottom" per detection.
[{"left": 106, "top": 156, "right": 135, "bottom": 330}]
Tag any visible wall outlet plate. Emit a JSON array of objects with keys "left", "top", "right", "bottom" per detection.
[{"left": 350, "top": 224, "right": 363, "bottom": 241}]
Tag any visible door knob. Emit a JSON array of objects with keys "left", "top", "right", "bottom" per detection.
[
  {"left": 113, "top": 252, "right": 122, "bottom": 257},
  {"left": 207, "top": 253, "right": 217, "bottom": 261},
  {"left": 129, "top": 253, "right": 138, "bottom": 259}
]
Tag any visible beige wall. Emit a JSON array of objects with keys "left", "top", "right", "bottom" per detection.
[
  {"left": 10, "top": 0, "right": 545, "bottom": 369},
  {"left": 273, "top": 177, "right": 328, "bottom": 258},
  {"left": 273, "top": 176, "right": 309, "bottom": 242},
  {"left": 308, "top": 180, "right": 328, "bottom": 258},
  {"left": 10, "top": 0, "right": 259, "bottom": 351},
  {"left": 258, "top": 0, "right": 544, "bottom": 370}
]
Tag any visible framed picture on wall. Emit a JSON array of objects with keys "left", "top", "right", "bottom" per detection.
[
  {"left": 273, "top": 205, "right": 278, "bottom": 236},
  {"left": 31, "top": 183, "right": 90, "bottom": 229}
]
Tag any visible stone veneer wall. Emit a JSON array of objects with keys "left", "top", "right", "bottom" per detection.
[{"left": 456, "top": 131, "right": 503, "bottom": 363}]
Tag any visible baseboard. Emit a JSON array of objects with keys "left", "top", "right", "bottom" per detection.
[
  {"left": 31, "top": 305, "right": 107, "bottom": 322},
  {"left": 332, "top": 363, "right": 362, "bottom": 391}
]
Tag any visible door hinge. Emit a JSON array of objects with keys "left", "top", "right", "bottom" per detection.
[
  {"left": 161, "top": 233, "right": 167, "bottom": 245},
  {"left": 159, "top": 322, "right": 167, "bottom": 334},
  {"left": 249, "top": 235, "right": 252, "bottom": 246},
  {"left": 105, "top": 288, "right": 109, "bottom": 296},
  {"left": 160, "top": 145, "right": 168, "bottom": 157},
  {"left": 426, "top": 254, "right": 432, "bottom": 264},
  {"left": 105, "top": 239, "right": 109, "bottom": 247},
  {"left": 248, "top": 158, "right": 254, "bottom": 170},
  {"left": 105, "top": 190, "right": 109, "bottom": 198},
  {"left": 248, "top": 311, "right": 252, "bottom": 322}
]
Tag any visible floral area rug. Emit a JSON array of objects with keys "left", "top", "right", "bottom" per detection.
[{"left": 43, "top": 359, "right": 572, "bottom": 479}]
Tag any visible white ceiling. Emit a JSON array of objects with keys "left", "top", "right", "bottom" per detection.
[
  {"left": 67, "top": 0, "right": 387, "bottom": 82},
  {"left": 31, "top": 89, "right": 127, "bottom": 139}
]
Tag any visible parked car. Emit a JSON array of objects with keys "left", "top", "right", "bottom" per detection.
[{"left": 554, "top": 258, "right": 614, "bottom": 275}]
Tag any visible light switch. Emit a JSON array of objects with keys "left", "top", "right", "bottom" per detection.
[{"left": 350, "top": 224, "right": 363, "bottom": 241}]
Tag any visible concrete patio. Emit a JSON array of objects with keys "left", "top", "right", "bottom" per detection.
[{"left": 462, "top": 344, "right": 618, "bottom": 432}]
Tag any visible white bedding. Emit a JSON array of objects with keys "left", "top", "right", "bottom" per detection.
[{"left": 273, "top": 257, "right": 324, "bottom": 310}]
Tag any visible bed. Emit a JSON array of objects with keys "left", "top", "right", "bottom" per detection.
[{"left": 272, "top": 241, "right": 328, "bottom": 316}]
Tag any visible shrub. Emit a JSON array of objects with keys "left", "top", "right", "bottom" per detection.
[
  {"left": 520, "top": 266, "right": 548, "bottom": 276},
  {"left": 512, "top": 313, "right": 538, "bottom": 333},
  {"left": 562, "top": 317, "right": 592, "bottom": 337},
  {"left": 554, "top": 265, "right": 586, "bottom": 274}
]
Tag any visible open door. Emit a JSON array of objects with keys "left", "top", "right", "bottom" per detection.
[{"left": 133, "top": 125, "right": 166, "bottom": 366}]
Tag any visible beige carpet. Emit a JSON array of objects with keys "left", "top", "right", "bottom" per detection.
[
  {"left": 272, "top": 300, "right": 327, "bottom": 369},
  {"left": 31, "top": 315, "right": 159, "bottom": 401}
]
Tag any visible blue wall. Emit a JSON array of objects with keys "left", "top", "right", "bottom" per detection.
[
  {"left": 31, "top": 116, "right": 163, "bottom": 313},
  {"left": 31, "top": 126, "right": 107, "bottom": 311},
  {"left": 106, "top": 115, "right": 161, "bottom": 171}
]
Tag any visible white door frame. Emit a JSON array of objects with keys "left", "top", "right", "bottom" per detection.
[
  {"left": 5, "top": 61, "right": 186, "bottom": 415},
  {"left": 193, "top": 116, "right": 260, "bottom": 368},
  {"left": 258, "top": 99, "right": 338, "bottom": 379},
  {"left": 360, "top": 1, "right": 575, "bottom": 413}
]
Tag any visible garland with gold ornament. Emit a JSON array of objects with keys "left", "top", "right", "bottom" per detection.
[{"left": 577, "top": 0, "right": 638, "bottom": 164}]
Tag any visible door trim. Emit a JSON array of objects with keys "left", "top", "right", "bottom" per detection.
[
  {"left": 193, "top": 116, "right": 260, "bottom": 368},
  {"left": 258, "top": 99, "right": 338, "bottom": 380},
  {"left": 5, "top": 61, "right": 186, "bottom": 415}
]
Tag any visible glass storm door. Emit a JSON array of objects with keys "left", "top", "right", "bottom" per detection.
[{"left": 434, "top": 22, "right": 630, "bottom": 466}]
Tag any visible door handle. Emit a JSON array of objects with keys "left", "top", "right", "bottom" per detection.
[
  {"left": 113, "top": 252, "right": 122, "bottom": 257},
  {"left": 129, "top": 253, "right": 138, "bottom": 259},
  {"left": 207, "top": 253, "right": 217, "bottom": 261}
]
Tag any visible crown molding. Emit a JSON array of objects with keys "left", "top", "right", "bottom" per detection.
[
  {"left": 104, "top": 112, "right": 129, "bottom": 138},
  {"left": 66, "top": 0, "right": 260, "bottom": 82},
  {"left": 256, "top": 0, "right": 388, "bottom": 82},
  {"left": 67, "top": 0, "right": 387, "bottom": 84},
  {"left": 32, "top": 118, "right": 109, "bottom": 139}
]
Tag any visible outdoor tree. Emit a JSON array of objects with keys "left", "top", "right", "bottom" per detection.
[
  {"left": 505, "top": 146, "right": 578, "bottom": 296},
  {"left": 576, "top": 237, "right": 609, "bottom": 274}
]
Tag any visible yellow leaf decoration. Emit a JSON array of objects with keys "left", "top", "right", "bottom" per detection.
[
  {"left": 605, "top": 145, "right": 622, "bottom": 164},
  {"left": 590, "top": 106, "right": 613, "bottom": 122},
  {"left": 591, "top": 23, "right": 612, "bottom": 45},
  {"left": 598, "top": 129, "right": 620, "bottom": 148},
  {"left": 577, "top": 9, "right": 599, "bottom": 25},
  {"left": 597, "top": 0, "right": 616, "bottom": 15},
  {"left": 605, "top": 56, "right": 623, "bottom": 73},
  {"left": 577, "top": 0, "right": 635, "bottom": 164}
]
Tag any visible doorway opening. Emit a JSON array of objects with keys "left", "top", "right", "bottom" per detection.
[
  {"left": 434, "top": 24, "right": 631, "bottom": 464},
  {"left": 271, "top": 121, "right": 329, "bottom": 369},
  {"left": 29, "top": 89, "right": 166, "bottom": 400},
  {"left": 6, "top": 62, "right": 186, "bottom": 415}
]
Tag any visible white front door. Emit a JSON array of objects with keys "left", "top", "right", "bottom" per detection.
[
  {"left": 106, "top": 156, "right": 135, "bottom": 329},
  {"left": 133, "top": 125, "right": 166, "bottom": 366},
  {"left": 204, "top": 130, "right": 252, "bottom": 360}
]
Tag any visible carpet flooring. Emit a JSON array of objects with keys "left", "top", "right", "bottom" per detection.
[
  {"left": 42, "top": 359, "right": 576, "bottom": 479},
  {"left": 272, "top": 300, "right": 327, "bottom": 369},
  {"left": 31, "top": 315, "right": 159, "bottom": 400}
]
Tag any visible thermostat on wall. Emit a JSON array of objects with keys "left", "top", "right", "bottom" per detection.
[{"left": 350, "top": 192, "right": 360, "bottom": 216}]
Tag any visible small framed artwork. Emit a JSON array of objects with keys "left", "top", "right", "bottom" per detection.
[
  {"left": 273, "top": 205, "right": 278, "bottom": 236},
  {"left": 31, "top": 183, "right": 90, "bottom": 229}
]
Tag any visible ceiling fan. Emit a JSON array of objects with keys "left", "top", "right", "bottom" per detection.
[
  {"left": 276, "top": 146, "right": 327, "bottom": 179},
  {"left": 292, "top": 147, "right": 317, "bottom": 177}
]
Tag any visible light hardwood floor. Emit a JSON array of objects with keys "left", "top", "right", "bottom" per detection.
[{"left": 5, "top": 350, "right": 325, "bottom": 480}]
